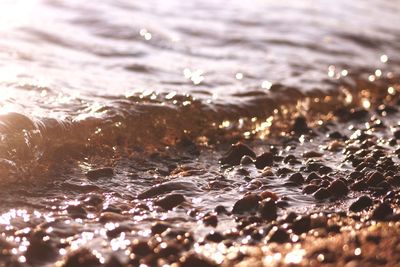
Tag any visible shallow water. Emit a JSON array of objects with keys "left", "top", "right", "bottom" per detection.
[{"left": 0, "top": 0, "right": 400, "bottom": 266}]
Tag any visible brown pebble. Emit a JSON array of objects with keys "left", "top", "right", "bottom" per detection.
[
  {"left": 327, "top": 179, "right": 348, "bottom": 197},
  {"left": 86, "top": 167, "right": 114, "bottom": 180},
  {"left": 180, "top": 254, "right": 216, "bottom": 267},
  {"left": 105, "top": 256, "right": 124, "bottom": 267},
  {"left": 313, "top": 187, "right": 331, "bottom": 200},
  {"left": 240, "top": 155, "right": 254, "bottom": 165},
  {"left": 62, "top": 248, "right": 100, "bottom": 267},
  {"left": 259, "top": 190, "right": 278, "bottom": 201},
  {"left": 268, "top": 227, "right": 290, "bottom": 243},
  {"left": 203, "top": 215, "right": 218, "bottom": 227},
  {"left": 291, "top": 116, "right": 309, "bottom": 134},
  {"left": 214, "top": 205, "right": 228, "bottom": 214},
  {"left": 232, "top": 194, "right": 260, "bottom": 214},
  {"left": 349, "top": 196, "right": 373, "bottom": 212},
  {"left": 306, "top": 172, "right": 321, "bottom": 182},
  {"left": 372, "top": 202, "right": 393, "bottom": 221},
  {"left": 292, "top": 215, "right": 311, "bottom": 235},
  {"left": 351, "top": 180, "right": 367, "bottom": 191},
  {"left": 259, "top": 198, "right": 277, "bottom": 221},
  {"left": 289, "top": 173, "right": 304, "bottom": 184},
  {"left": 66, "top": 205, "right": 87, "bottom": 219},
  {"left": 220, "top": 142, "right": 256, "bottom": 166},
  {"left": 255, "top": 152, "right": 274, "bottom": 169},
  {"left": 154, "top": 193, "right": 185, "bottom": 210},
  {"left": 302, "top": 184, "right": 319, "bottom": 194},
  {"left": 130, "top": 240, "right": 152, "bottom": 256},
  {"left": 151, "top": 222, "right": 170, "bottom": 235},
  {"left": 205, "top": 231, "right": 225, "bottom": 243},
  {"left": 303, "top": 151, "right": 323, "bottom": 158},
  {"left": 366, "top": 171, "right": 385, "bottom": 186}
]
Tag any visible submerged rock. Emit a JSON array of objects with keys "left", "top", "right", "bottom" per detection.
[{"left": 154, "top": 193, "right": 185, "bottom": 210}]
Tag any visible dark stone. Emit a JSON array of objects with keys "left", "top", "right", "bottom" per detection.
[
  {"left": 154, "top": 193, "right": 185, "bottom": 210},
  {"left": 205, "top": 231, "right": 225, "bottom": 243},
  {"left": 232, "top": 194, "right": 260, "bottom": 214},
  {"left": 289, "top": 173, "right": 304, "bottom": 184},
  {"left": 327, "top": 179, "right": 348, "bottom": 197},
  {"left": 291, "top": 116, "right": 309, "bottom": 134},
  {"left": 302, "top": 184, "right": 319, "bottom": 194},
  {"left": 180, "top": 254, "right": 216, "bottom": 267},
  {"left": 214, "top": 205, "right": 228, "bottom": 214},
  {"left": 86, "top": 167, "right": 114, "bottom": 180},
  {"left": 366, "top": 171, "right": 385, "bottom": 186},
  {"left": 66, "top": 205, "right": 87, "bottom": 219},
  {"left": 220, "top": 142, "right": 256, "bottom": 166},
  {"left": 306, "top": 172, "right": 321, "bottom": 182},
  {"left": 62, "top": 248, "right": 100, "bottom": 267},
  {"left": 258, "top": 198, "right": 277, "bottom": 221},
  {"left": 255, "top": 152, "right": 274, "bottom": 169},
  {"left": 203, "top": 215, "right": 218, "bottom": 227},
  {"left": 268, "top": 227, "right": 290, "bottom": 243},
  {"left": 372, "top": 202, "right": 393, "bottom": 220},
  {"left": 313, "top": 187, "right": 331, "bottom": 200},
  {"left": 105, "top": 256, "right": 124, "bottom": 267},
  {"left": 351, "top": 180, "right": 367, "bottom": 191},
  {"left": 349, "top": 196, "right": 373, "bottom": 212},
  {"left": 130, "top": 240, "right": 152, "bottom": 256},
  {"left": 151, "top": 222, "right": 170, "bottom": 235},
  {"left": 292, "top": 215, "right": 311, "bottom": 235},
  {"left": 240, "top": 155, "right": 254, "bottom": 165},
  {"left": 394, "top": 130, "right": 400, "bottom": 140}
]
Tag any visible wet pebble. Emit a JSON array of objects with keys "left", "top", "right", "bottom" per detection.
[
  {"left": 366, "top": 171, "right": 385, "bottom": 186},
  {"left": 291, "top": 116, "right": 309, "bottom": 134},
  {"left": 61, "top": 248, "right": 100, "bottom": 267},
  {"left": 268, "top": 227, "right": 290, "bottom": 243},
  {"left": 313, "top": 187, "right": 331, "bottom": 200},
  {"left": 327, "top": 179, "right": 348, "bottom": 197},
  {"left": 151, "top": 222, "right": 171, "bottom": 235},
  {"left": 205, "top": 231, "right": 225, "bottom": 243},
  {"left": 292, "top": 215, "right": 311, "bottom": 235},
  {"left": 203, "top": 215, "right": 218, "bottom": 227},
  {"left": 180, "top": 254, "right": 216, "bottom": 267},
  {"left": 154, "top": 193, "right": 185, "bottom": 210},
  {"left": 349, "top": 195, "right": 373, "bottom": 212},
  {"left": 258, "top": 198, "right": 277, "bottom": 221},
  {"left": 302, "top": 184, "right": 319, "bottom": 194},
  {"left": 371, "top": 202, "right": 393, "bottom": 220},
  {"left": 288, "top": 172, "right": 304, "bottom": 184},
  {"left": 232, "top": 194, "right": 260, "bottom": 214},
  {"left": 255, "top": 152, "right": 274, "bottom": 169}
]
